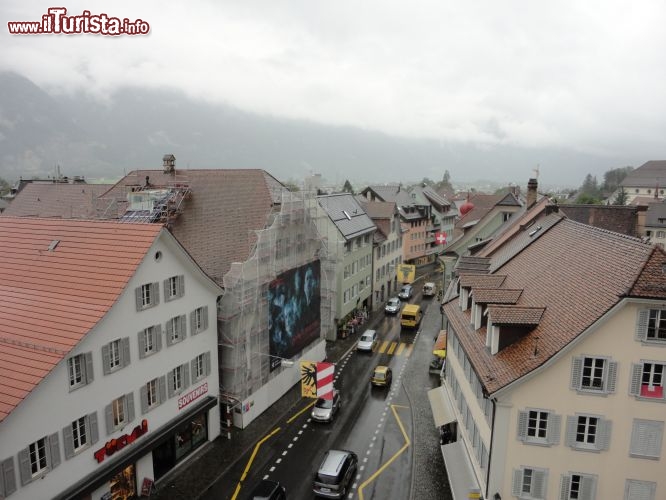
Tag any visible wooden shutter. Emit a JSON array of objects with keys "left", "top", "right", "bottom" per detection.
[
  {"left": 101, "top": 344, "right": 110, "bottom": 375},
  {"left": 532, "top": 469, "right": 547, "bottom": 499},
  {"left": 190, "top": 310, "right": 197, "bottom": 336},
  {"left": 151, "top": 282, "right": 160, "bottom": 305},
  {"left": 596, "top": 419, "right": 612, "bottom": 451},
  {"left": 140, "top": 385, "right": 148, "bottom": 414},
  {"left": 636, "top": 309, "right": 650, "bottom": 341},
  {"left": 167, "top": 370, "right": 175, "bottom": 399},
  {"left": 135, "top": 287, "right": 143, "bottom": 311},
  {"left": 138, "top": 330, "right": 147, "bottom": 359},
  {"left": 630, "top": 363, "right": 642, "bottom": 396},
  {"left": 178, "top": 275, "right": 185, "bottom": 297},
  {"left": 511, "top": 469, "right": 522, "bottom": 497},
  {"left": 18, "top": 448, "right": 31, "bottom": 486},
  {"left": 565, "top": 416, "right": 576, "bottom": 447},
  {"left": 121, "top": 337, "right": 130, "bottom": 367},
  {"left": 89, "top": 412, "right": 99, "bottom": 445},
  {"left": 126, "top": 393, "right": 135, "bottom": 423},
  {"left": 631, "top": 420, "right": 664, "bottom": 457},
  {"left": 48, "top": 432, "right": 61, "bottom": 469},
  {"left": 580, "top": 475, "right": 596, "bottom": 500},
  {"left": 547, "top": 414, "right": 562, "bottom": 445},
  {"left": 163, "top": 278, "right": 171, "bottom": 302},
  {"left": 105, "top": 403, "right": 114, "bottom": 435},
  {"left": 605, "top": 361, "right": 618, "bottom": 393},
  {"left": 182, "top": 363, "right": 190, "bottom": 390},
  {"left": 191, "top": 358, "right": 198, "bottom": 381},
  {"left": 570, "top": 357, "right": 582, "bottom": 390},
  {"left": 517, "top": 410, "right": 528, "bottom": 441},
  {"left": 205, "top": 351, "right": 211, "bottom": 376},
  {"left": 559, "top": 475, "right": 571, "bottom": 500},
  {"left": 63, "top": 423, "right": 74, "bottom": 459},
  {"left": 84, "top": 352, "right": 94, "bottom": 384},
  {"left": 166, "top": 319, "right": 174, "bottom": 346},
  {"left": 180, "top": 314, "right": 187, "bottom": 338},
  {"left": 155, "top": 324, "right": 162, "bottom": 352},
  {"left": 1, "top": 457, "right": 16, "bottom": 496},
  {"left": 158, "top": 376, "right": 167, "bottom": 404}
]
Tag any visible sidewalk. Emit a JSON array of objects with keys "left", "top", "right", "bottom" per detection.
[{"left": 150, "top": 309, "right": 380, "bottom": 500}]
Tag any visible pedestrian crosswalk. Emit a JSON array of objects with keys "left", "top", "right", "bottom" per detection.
[{"left": 375, "top": 340, "right": 413, "bottom": 357}]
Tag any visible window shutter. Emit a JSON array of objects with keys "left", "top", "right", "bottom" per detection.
[
  {"left": 636, "top": 309, "right": 649, "bottom": 342},
  {"left": 138, "top": 330, "right": 147, "bottom": 359},
  {"left": 105, "top": 403, "right": 114, "bottom": 435},
  {"left": 183, "top": 363, "right": 190, "bottom": 390},
  {"left": 163, "top": 278, "right": 170, "bottom": 302},
  {"left": 180, "top": 314, "right": 187, "bottom": 338},
  {"left": 205, "top": 351, "right": 211, "bottom": 376},
  {"left": 140, "top": 385, "right": 148, "bottom": 414},
  {"left": 167, "top": 370, "right": 175, "bottom": 399},
  {"left": 135, "top": 287, "right": 143, "bottom": 311},
  {"left": 191, "top": 358, "right": 197, "bottom": 381},
  {"left": 202, "top": 305, "right": 209, "bottom": 330},
  {"left": 631, "top": 420, "right": 664, "bottom": 457},
  {"left": 570, "top": 357, "right": 582, "bottom": 390},
  {"left": 1, "top": 457, "right": 16, "bottom": 496},
  {"left": 102, "top": 344, "right": 111, "bottom": 375},
  {"left": 84, "top": 352, "right": 94, "bottom": 383},
  {"left": 18, "top": 448, "right": 31, "bottom": 486},
  {"left": 630, "top": 363, "right": 642, "bottom": 396},
  {"left": 548, "top": 414, "right": 561, "bottom": 445},
  {"left": 158, "top": 375, "right": 167, "bottom": 404},
  {"left": 606, "top": 361, "right": 618, "bottom": 393},
  {"left": 511, "top": 469, "right": 522, "bottom": 497},
  {"left": 517, "top": 410, "right": 528, "bottom": 441},
  {"left": 155, "top": 324, "right": 163, "bottom": 352},
  {"left": 580, "top": 475, "right": 596, "bottom": 500},
  {"left": 126, "top": 393, "right": 135, "bottom": 423},
  {"left": 178, "top": 275, "right": 185, "bottom": 297},
  {"left": 597, "top": 419, "right": 612, "bottom": 451},
  {"left": 63, "top": 423, "right": 74, "bottom": 459},
  {"left": 565, "top": 416, "right": 576, "bottom": 447},
  {"left": 121, "top": 337, "right": 130, "bottom": 367},
  {"left": 166, "top": 320, "right": 174, "bottom": 346},
  {"left": 190, "top": 310, "right": 197, "bottom": 336},
  {"left": 533, "top": 469, "right": 547, "bottom": 499},
  {"left": 48, "top": 432, "right": 61, "bottom": 469},
  {"left": 89, "top": 412, "right": 99, "bottom": 445},
  {"left": 559, "top": 475, "right": 571, "bottom": 500},
  {"left": 152, "top": 282, "right": 160, "bottom": 305}
]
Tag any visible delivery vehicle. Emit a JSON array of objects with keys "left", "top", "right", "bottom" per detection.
[
  {"left": 422, "top": 282, "right": 436, "bottom": 297},
  {"left": 400, "top": 304, "right": 422, "bottom": 329}
]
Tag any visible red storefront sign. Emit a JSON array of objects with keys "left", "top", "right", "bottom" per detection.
[
  {"left": 178, "top": 382, "right": 208, "bottom": 410},
  {"left": 94, "top": 419, "right": 148, "bottom": 463}
]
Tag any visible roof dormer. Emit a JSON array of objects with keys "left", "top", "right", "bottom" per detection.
[{"left": 486, "top": 305, "right": 545, "bottom": 354}]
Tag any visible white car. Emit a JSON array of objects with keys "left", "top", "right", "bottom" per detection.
[
  {"left": 385, "top": 297, "right": 401, "bottom": 314},
  {"left": 357, "top": 330, "right": 378, "bottom": 352},
  {"left": 398, "top": 284, "right": 413, "bottom": 300}
]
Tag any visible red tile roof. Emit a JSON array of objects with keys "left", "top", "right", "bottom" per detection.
[
  {"left": 0, "top": 217, "right": 163, "bottom": 423},
  {"left": 472, "top": 288, "right": 523, "bottom": 304},
  {"left": 2, "top": 183, "right": 111, "bottom": 218}
]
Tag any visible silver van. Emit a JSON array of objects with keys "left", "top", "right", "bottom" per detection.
[{"left": 313, "top": 449, "right": 358, "bottom": 498}]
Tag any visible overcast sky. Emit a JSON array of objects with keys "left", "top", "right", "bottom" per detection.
[{"left": 2, "top": 1, "right": 665, "bottom": 185}]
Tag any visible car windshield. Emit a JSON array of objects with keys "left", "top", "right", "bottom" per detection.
[
  {"left": 315, "top": 398, "right": 333, "bottom": 409},
  {"left": 389, "top": 299, "right": 399, "bottom": 305},
  {"left": 360, "top": 334, "right": 373, "bottom": 342},
  {"left": 374, "top": 371, "right": 386, "bottom": 379}
]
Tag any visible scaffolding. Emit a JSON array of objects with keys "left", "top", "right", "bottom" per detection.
[{"left": 217, "top": 189, "right": 338, "bottom": 406}]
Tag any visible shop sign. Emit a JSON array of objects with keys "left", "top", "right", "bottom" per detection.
[
  {"left": 94, "top": 419, "right": 148, "bottom": 463},
  {"left": 178, "top": 382, "right": 208, "bottom": 410}
]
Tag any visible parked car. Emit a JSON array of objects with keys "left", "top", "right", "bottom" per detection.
[
  {"left": 313, "top": 449, "right": 358, "bottom": 499},
  {"left": 385, "top": 297, "right": 401, "bottom": 314},
  {"left": 246, "top": 479, "right": 287, "bottom": 500},
  {"left": 311, "top": 389, "right": 341, "bottom": 423},
  {"left": 398, "top": 284, "right": 413, "bottom": 300},
  {"left": 356, "top": 329, "right": 378, "bottom": 352},
  {"left": 371, "top": 365, "right": 393, "bottom": 387}
]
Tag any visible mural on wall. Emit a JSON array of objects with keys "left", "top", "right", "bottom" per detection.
[{"left": 268, "top": 260, "right": 321, "bottom": 370}]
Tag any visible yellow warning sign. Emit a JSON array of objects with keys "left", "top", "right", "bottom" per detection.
[
  {"left": 397, "top": 264, "right": 416, "bottom": 283},
  {"left": 300, "top": 361, "right": 317, "bottom": 398}
]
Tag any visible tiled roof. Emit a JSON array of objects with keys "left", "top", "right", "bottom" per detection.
[
  {"left": 0, "top": 217, "right": 163, "bottom": 423},
  {"left": 621, "top": 160, "right": 666, "bottom": 188},
  {"left": 100, "top": 169, "right": 282, "bottom": 284},
  {"left": 445, "top": 219, "right": 662, "bottom": 395},
  {"left": 1, "top": 183, "right": 110, "bottom": 218},
  {"left": 644, "top": 202, "right": 666, "bottom": 227},
  {"left": 455, "top": 256, "right": 491, "bottom": 274},
  {"left": 421, "top": 186, "right": 450, "bottom": 208},
  {"left": 472, "top": 288, "right": 523, "bottom": 304},
  {"left": 454, "top": 194, "right": 505, "bottom": 230},
  {"left": 360, "top": 200, "right": 397, "bottom": 220},
  {"left": 317, "top": 193, "right": 376, "bottom": 240},
  {"left": 459, "top": 274, "right": 507, "bottom": 288},
  {"left": 558, "top": 204, "right": 638, "bottom": 236},
  {"left": 487, "top": 305, "right": 545, "bottom": 325}
]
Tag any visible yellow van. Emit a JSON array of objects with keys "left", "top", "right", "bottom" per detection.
[{"left": 400, "top": 304, "right": 422, "bottom": 329}]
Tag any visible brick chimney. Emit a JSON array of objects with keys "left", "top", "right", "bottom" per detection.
[{"left": 526, "top": 178, "right": 538, "bottom": 209}]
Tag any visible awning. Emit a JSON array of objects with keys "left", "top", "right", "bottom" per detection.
[
  {"left": 427, "top": 386, "right": 456, "bottom": 427},
  {"left": 440, "top": 440, "right": 481, "bottom": 500},
  {"left": 434, "top": 330, "right": 447, "bottom": 351}
]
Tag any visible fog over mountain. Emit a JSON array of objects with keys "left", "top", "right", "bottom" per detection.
[{"left": 0, "top": 72, "right": 637, "bottom": 189}]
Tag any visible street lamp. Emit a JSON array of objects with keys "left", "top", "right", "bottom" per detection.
[{"left": 246, "top": 350, "right": 295, "bottom": 367}]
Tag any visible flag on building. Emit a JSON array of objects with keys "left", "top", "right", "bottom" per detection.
[
  {"left": 435, "top": 232, "right": 447, "bottom": 245},
  {"left": 316, "top": 362, "right": 335, "bottom": 400}
]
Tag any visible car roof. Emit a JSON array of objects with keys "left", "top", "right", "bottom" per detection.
[
  {"left": 374, "top": 365, "right": 390, "bottom": 373},
  {"left": 248, "top": 479, "right": 283, "bottom": 498},
  {"left": 363, "top": 329, "right": 376, "bottom": 335},
  {"left": 319, "top": 449, "right": 354, "bottom": 475}
]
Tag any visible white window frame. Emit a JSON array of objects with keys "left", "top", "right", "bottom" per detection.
[
  {"left": 109, "top": 339, "right": 121, "bottom": 370},
  {"left": 166, "top": 315, "right": 186, "bottom": 345},
  {"left": 191, "top": 306, "right": 209, "bottom": 335},
  {"left": 629, "top": 419, "right": 663, "bottom": 459},
  {"left": 135, "top": 282, "right": 159, "bottom": 310},
  {"left": 512, "top": 466, "right": 548, "bottom": 500},
  {"left": 518, "top": 409, "right": 561, "bottom": 446},
  {"left": 63, "top": 413, "right": 99, "bottom": 459},
  {"left": 164, "top": 275, "right": 184, "bottom": 302},
  {"left": 67, "top": 352, "right": 93, "bottom": 390},
  {"left": 560, "top": 473, "right": 597, "bottom": 500},
  {"left": 570, "top": 356, "right": 617, "bottom": 394},
  {"left": 636, "top": 309, "right": 666, "bottom": 343},
  {"left": 629, "top": 361, "right": 666, "bottom": 401},
  {"left": 71, "top": 416, "right": 88, "bottom": 451},
  {"left": 147, "top": 379, "right": 158, "bottom": 407},
  {"left": 19, "top": 433, "right": 60, "bottom": 485},
  {"left": 28, "top": 438, "right": 48, "bottom": 477},
  {"left": 105, "top": 393, "right": 135, "bottom": 435},
  {"left": 565, "top": 414, "right": 611, "bottom": 452},
  {"left": 141, "top": 376, "right": 166, "bottom": 414}
]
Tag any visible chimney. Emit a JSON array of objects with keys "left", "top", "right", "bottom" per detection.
[
  {"left": 162, "top": 154, "right": 176, "bottom": 174},
  {"left": 526, "top": 178, "right": 538, "bottom": 209}
]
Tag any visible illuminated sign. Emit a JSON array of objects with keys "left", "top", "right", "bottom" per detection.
[
  {"left": 94, "top": 420, "right": 148, "bottom": 463},
  {"left": 178, "top": 382, "right": 208, "bottom": 410}
]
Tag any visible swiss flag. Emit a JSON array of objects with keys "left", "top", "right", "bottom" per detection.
[{"left": 435, "top": 232, "right": 447, "bottom": 245}]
